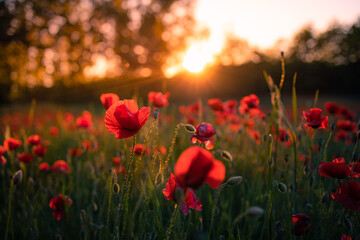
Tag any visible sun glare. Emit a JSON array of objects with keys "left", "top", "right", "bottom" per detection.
[{"left": 182, "top": 43, "right": 213, "bottom": 73}]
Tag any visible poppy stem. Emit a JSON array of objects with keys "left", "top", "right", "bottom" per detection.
[
  {"left": 164, "top": 203, "right": 179, "bottom": 240},
  {"left": 163, "top": 123, "right": 181, "bottom": 173},
  {"left": 267, "top": 135, "right": 274, "bottom": 240},
  {"left": 321, "top": 129, "right": 334, "bottom": 162},
  {"left": 5, "top": 182, "right": 15, "bottom": 240},
  {"left": 209, "top": 184, "right": 225, "bottom": 239},
  {"left": 106, "top": 169, "right": 114, "bottom": 240},
  {"left": 350, "top": 138, "right": 359, "bottom": 169},
  {"left": 118, "top": 135, "right": 136, "bottom": 238}
]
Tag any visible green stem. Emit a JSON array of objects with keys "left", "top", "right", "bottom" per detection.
[
  {"left": 106, "top": 170, "right": 114, "bottom": 239},
  {"left": 164, "top": 204, "right": 179, "bottom": 240},
  {"left": 5, "top": 182, "right": 15, "bottom": 240},
  {"left": 209, "top": 184, "right": 225, "bottom": 239}
]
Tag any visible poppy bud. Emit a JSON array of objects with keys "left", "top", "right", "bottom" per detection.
[
  {"left": 220, "top": 150, "right": 233, "bottom": 161},
  {"left": 219, "top": 235, "right": 225, "bottom": 240},
  {"left": 154, "top": 109, "right": 160, "bottom": 120},
  {"left": 184, "top": 124, "right": 196, "bottom": 133},
  {"left": 246, "top": 206, "right": 264, "bottom": 217},
  {"left": 281, "top": 51, "right": 284, "bottom": 58},
  {"left": 305, "top": 203, "right": 312, "bottom": 209},
  {"left": 284, "top": 154, "right": 290, "bottom": 164},
  {"left": 321, "top": 191, "right": 329, "bottom": 204},
  {"left": 226, "top": 176, "right": 243, "bottom": 186},
  {"left": 330, "top": 123, "right": 336, "bottom": 131},
  {"left": 12, "top": 170, "right": 23, "bottom": 185},
  {"left": 113, "top": 183, "right": 120, "bottom": 193},
  {"left": 304, "top": 164, "right": 311, "bottom": 176},
  {"left": 263, "top": 134, "right": 267, "bottom": 142},
  {"left": 343, "top": 217, "right": 352, "bottom": 232},
  {"left": 277, "top": 182, "right": 287, "bottom": 193}
]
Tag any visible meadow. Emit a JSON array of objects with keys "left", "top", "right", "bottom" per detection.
[{"left": 0, "top": 68, "right": 359, "bottom": 240}]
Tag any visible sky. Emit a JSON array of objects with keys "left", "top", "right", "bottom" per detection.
[{"left": 194, "top": 0, "right": 360, "bottom": 48}]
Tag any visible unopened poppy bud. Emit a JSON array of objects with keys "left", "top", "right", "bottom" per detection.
[
  {"left": 12, "top": 170, "right": 23, "bottom": 185},
  {"left": 321, "top": 191, "right": 329, "bottom": 204},
  {"left": 343, "top": 217, "right": 352, "bottom": 232},
  {"left": 284, "top": 154, "right": 290, "bottom": 163},
  {"left": 305, "top": 203, "right": 312, "bottom": 209},
  {"left": 154, "top": 109, "right": 160, "bottom": 120},
  {"left": 184, "top": 124, "right": 196, "bottom": 133},
  {"left": 304, "top": 164, "right": 311, "bottom": 176},
  {"left": 246, "top": 206, "right": 264, "bottom": 217},
  {"left": 219, "top": 235, "right": 225, "bottom": 240},
  {"left": 226, "top": 176, "right": 243, "bottom": 186},
  {"left": 281, "top": 51, "right": 284, "bottom": 58},
  {"left": 221, "top": 150, "right": 233, "bottom": 161},
  {"left": 113, "top": 183, "right": 120, "bottom": 193},
  {"left": 277, "top": 182, "right": 287, "bottom": 193},
  {"left": 330, "top": 123, "right": 336, "bottom": 131},
  {"left": 263, "top": 134, "right": 267, "bottom": 142}
]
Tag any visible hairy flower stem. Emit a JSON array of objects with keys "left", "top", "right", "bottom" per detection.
[
  {"left": 321, "top": 130, "right": 333, "bottom": 162},
  {"left": 163, "top": 123, "right": 182, "bottom": 173},
  {"left": 164, "top": 204, "right": 179, "bottom": 240},
  {"left": 106, "top": 170, "right": 114, "bottom": 239},
  {"left": 267, "top": 135, "right": 274, "bottom": 240},
  {"left": 5, "top": 182, "right": 15, "bottom": 240},
  {"left": 209, "top": 184, "right": 226, "bottom": 240},
  {"left": 117, "top": 135, "right": 136, "bottom": 237},
  {"left": 350, "top": 138, "right": 359, "bottom": 169}
]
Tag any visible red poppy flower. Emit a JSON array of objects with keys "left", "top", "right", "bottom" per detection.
[
  {"left": 39, "top": 162, "right": 50, "bottom": 171},
  {"left": 334, "top": 130, "right": 355, "bottom": 145},
  {"left": 339, "top": 107, "right": 355, "bottom": 121},
  {"left": 292, "top": 214, "right": 310, "bottom": 236},
  {"left": 100, "top": 93, "right": 120, "bottom": 109},
  {"left": 277, "top": 128, "right": 291, "bottom": 147},
  {"left": 76, "top": 111, "right": 92, "bottom": 128},
  {"left": 190, "top": 123, "right": 216, "bottom": 150},
  {"left": 239, "top": 94, "right": 260, "bottom": 115},
  {"left": 148, "top": 92, "right": 170, "bottom": 108},
  {"left": 174, "top": 146, "right": 225, "bottom": 189},
  {"left": 162, "top": 173, "right": 202, "bottom": 215},
  {"left": 0, "top": 156, "right": 6, "bottom": 165},
  {"left": 341, "top": 234, "right": 352, "bottom": 240},
  {"left": 155, "top": 145, "right": 167, "bottom": 156},
  {"left": 50, "top": 126, "right": 59, "bottom": 137},
  {"left": 336, "top": 120, "right": 356, "bottom": 132},
  {"left": 318, "top": 157, "right": 353, "bottom": 179},
  {"left": 132, "top": 144, "right": 150, "bottom": 155},
  {"left": 325, "top": 102, "right": 339, "bottom": 114},
  {"left": 80, "top": 140, "right": 98, "bottom": 152},
  {"left": 69, "top": 148, "right": 82, "bottom": 157},
  {"left": 27, "top": 135, "right": 41, "bottom": 145},
  {"left": 17, "top": 153, "right": 33, "bottom": 163},
  {"left": 104, "top": 99, "right": 151, "bottom": 139},
  {"left": 331, "top": 180, "right": 360, "bottom": 212},
  {"left": 224, "top": 100, "right": 237, "bottom": 115},
  {"left": 4, "top": 138, "right": 22, "bottom": 151},
  {"left": 349, "top": 160, "right": 360, "bottom": 175},
  {"left": 33, "top": 145, "right": 46, "bottom": 157},
  {"left": 303, "top": 108, "right": 328, "bottom": 130},
  {"left": 64, "top": 112, "right": 74, "bottom": 122},
  {"left": 49, "top": 194, "right": 73, "bottom": 220},
  {"left": 207, "top": 98, "right": 224, "bottom": 112},
  {"left": 112, "top": 156, "right": 121, "bottom": 166},
  {"left": 115, "top": 166, "right": 126, "bottom": 175},
  {"left": 51, "top": 160, "right": 70, "bottom": 174}
]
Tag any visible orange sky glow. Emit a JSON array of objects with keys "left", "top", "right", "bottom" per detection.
[{"left": 165, "top": 0, "right": 360, "bottom": 76}]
